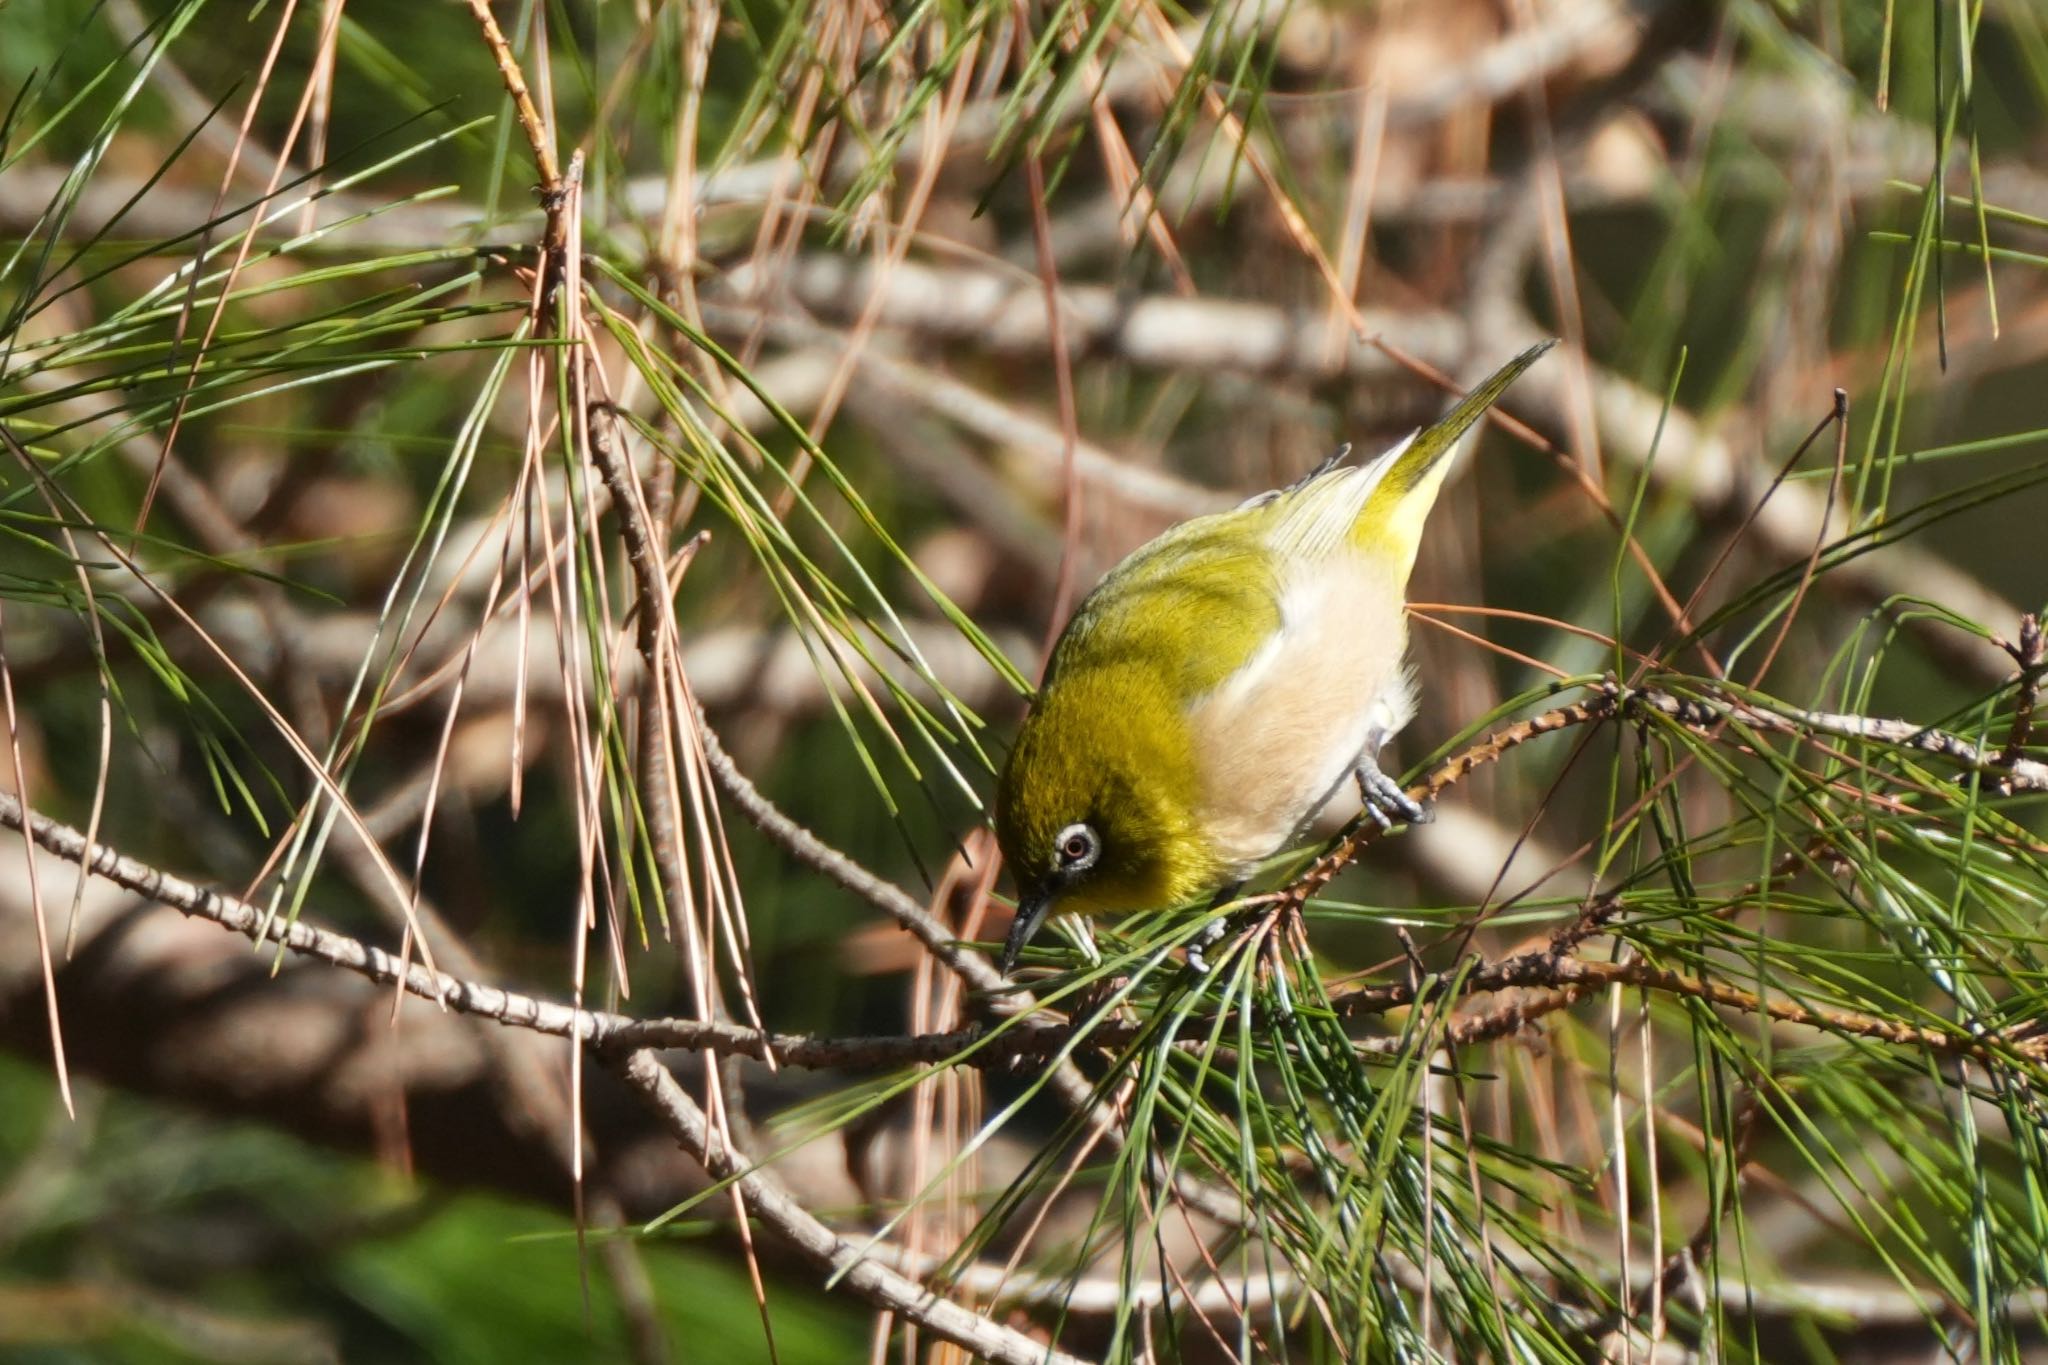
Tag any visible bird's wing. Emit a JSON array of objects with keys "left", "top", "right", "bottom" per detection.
[
  {"left": 1263, "top": 435, "right": 1416, "bottom": 564},
  {"left": 1262, "top": 339, "right": 1557, "bottom": 571},
  {"left": 1047, "top": 509, "right": 1283, "bottom": 704}
]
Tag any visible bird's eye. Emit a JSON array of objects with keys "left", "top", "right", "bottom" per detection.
[{"left": 1053, "top": 822, "right": 1100, "bottom": 872}]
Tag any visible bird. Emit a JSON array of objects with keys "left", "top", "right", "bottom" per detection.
[{"left": 992, "top": 340, "right": 1554, "bottom": 975}]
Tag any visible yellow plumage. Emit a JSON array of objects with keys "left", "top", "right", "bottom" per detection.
[{"left": 994, "top": 341, "right": 1554, "bottom": 972}]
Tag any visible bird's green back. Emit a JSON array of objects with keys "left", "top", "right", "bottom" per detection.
[{"left": 1053, "top": 513, "right": 1282, "bottom": 699}]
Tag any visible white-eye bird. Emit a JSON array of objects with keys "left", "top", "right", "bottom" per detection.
[{"left": 993, "top": 340, "right": 1554, "bottom": 974}]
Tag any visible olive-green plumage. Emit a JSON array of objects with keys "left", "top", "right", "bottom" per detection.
[{"left": 994, "top": 341, "right": 1554, "bottom": 973}]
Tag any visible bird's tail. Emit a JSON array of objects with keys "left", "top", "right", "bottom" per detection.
[{"left": 1353, "top": 338, "right": 1557, "bottom": 574}]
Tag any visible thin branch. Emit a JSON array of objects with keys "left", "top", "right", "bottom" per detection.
[
  {"left": 1324, "top": 950, "right": 2048, "bottom": 1071},
  {"left": 1629, "top": 685, "right": 2048, "bottom": 792},
  {"left": 2000, "top": 611, "right": 2044, "bottom": 775},
  {"left": 463, "top": 0, "right": 562, "bottom": 190},
  {"left": 689, "top": 695, "right": 1007, "bottom": 998},
  {"left": 0, "top": 783, "right": 605, "bottom": 1039}
]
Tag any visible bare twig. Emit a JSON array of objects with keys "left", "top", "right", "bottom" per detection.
[
  {"left": 463, "top": 0, "right": 562, "bottom": 190},
  {"left": 689, "top": 704, "right": 1006, "bottom": 997},
  {"left": 1324, "top": 950, "right": 2048, "bottom": 1071},
  {"left": 2000, "top": 611, "right": 2044, "bottom": 776},
  {"left": 1628, "top": 685, "right": 2048, "bottom": 793}
]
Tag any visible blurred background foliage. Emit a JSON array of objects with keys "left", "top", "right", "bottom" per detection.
[{"left": 5, "top": 0, "right": 2048, "bottom": 1359}]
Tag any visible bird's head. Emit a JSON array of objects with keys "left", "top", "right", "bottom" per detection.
[{"left": 993, "top": 668, "right": 1215, "bottom": 974}]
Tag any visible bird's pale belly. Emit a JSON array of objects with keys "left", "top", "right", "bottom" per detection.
[{"left": 1182, "top": 558, "right": 1414, "bottom": 875}]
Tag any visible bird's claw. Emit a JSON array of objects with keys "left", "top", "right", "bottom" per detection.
[
  {"left": 1357, "top": 764, "right": 1429, "bottom": 829},
  {"left": 1184, "top": 915, "right": 1230, "bottom": 975}
]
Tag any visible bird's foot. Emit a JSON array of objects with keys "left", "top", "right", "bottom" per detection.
[
  {"left": 1355, "top": 762, "right": 1430, "bottom": 830},
  {"left": 1184, "top": 915, "right": 1232, "bottom": 976}
]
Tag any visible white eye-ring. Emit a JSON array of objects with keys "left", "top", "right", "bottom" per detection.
[{"left": 1053, "top": 822, "right": 1100, "bottom": 873}]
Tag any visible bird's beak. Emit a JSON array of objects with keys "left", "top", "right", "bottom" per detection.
[{"left": 998, "top": 888, "right": 1055, "bottom": 976}]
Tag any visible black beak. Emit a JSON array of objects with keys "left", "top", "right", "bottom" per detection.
[{"left": 998, "top": 889, "right": 1055, "bottom": 976}]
